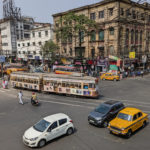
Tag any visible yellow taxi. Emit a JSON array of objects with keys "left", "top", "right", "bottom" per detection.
[
  {"left": 108, "top": 107, "right": 148, "bottom": 138},
  {"left": 100, "top": 73, "right": 120, "bottom": 81},
  {"left": 6, "top": 67, "right": 28, "bottom": 75}
]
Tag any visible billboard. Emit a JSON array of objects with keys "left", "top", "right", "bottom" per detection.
[
  {"left": 129, "top": 52, "right": 135, "bottom": 59},
  {"left": 0, "top": 55, "right": 5, "bottom": 63}
]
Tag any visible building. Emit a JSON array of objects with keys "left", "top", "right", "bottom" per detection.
[
  {"left": 0, "top": 28, "right": 2, "bottom": 54},
  {"left": 53, "top": 0, "right": 150, "bottom": 61},
  {"left": 17, "top": 23, "right": 53, "bottom": 63},
  {"left": 0, "top": 17, "right": 34, "bottom": 61}
]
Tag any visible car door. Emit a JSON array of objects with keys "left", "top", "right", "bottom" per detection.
[
  {"left": 132, "top": 114, "right": 139, "bottom": 132},
  {"left": 46, "top": 121, "right": 59, "bottom": 141},
  {"left": 137, "top": 112, "right": 143, "bottom": 128},
  {"left": 107, "top": 106, "right": 116, "bottom": 121},
  {"left": 58, "top": 118, "right": 68, "bottom": 136}
]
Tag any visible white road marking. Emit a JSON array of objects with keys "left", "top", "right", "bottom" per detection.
[{"left": 0, "top": 89, "right": 5, "bottom": 92}]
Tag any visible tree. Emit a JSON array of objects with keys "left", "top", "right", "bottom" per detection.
[
  {"left": 41, "top": 40, "right": 59, "bottom": 65},
  {"left": 55, "top": 12, "right": 97, "bottom": 58}
]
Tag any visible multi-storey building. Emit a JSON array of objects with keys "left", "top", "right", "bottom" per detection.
[
  {"left": 53, "top": 0, "right": 150, "bottom": 61},
  {"left": 0, "top": 17, "right": 33, "bottom": 60},
  {"left": 17, "top": 23, "right": 53, "bottom": 62}
]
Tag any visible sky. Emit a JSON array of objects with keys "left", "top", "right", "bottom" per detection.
[{"left": 0, "top": 0, "right": 149, "bottom": 24}]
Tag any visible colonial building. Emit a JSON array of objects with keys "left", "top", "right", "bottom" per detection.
[
  {"left": 17, "top": 23, "right": 53, "bottom": 62},
  {"left": 53, "top": 0, "right": 150, "bottom": 60}
]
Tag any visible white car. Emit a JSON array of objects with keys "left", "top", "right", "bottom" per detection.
[{"left": 23, "top": 113, "right": 74, "bottom": 148}]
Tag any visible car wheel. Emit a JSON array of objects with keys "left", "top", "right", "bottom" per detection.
[
  {"left": 126, "top": 130, "right": 132, "bottom": 138},
  {"left": 102, "top": 78, "right": 105, "bottom": 81},
  {"left": 66, "top": 127, "right": 74, "bottom": 136},
  {"left": 38, "top": 139, "right": 46, "bottom": 148},
  {"left": 109, "top": 130, "right": 113, "bottom": 134},
  {"left": 113, "top": 78, "right": 117, "bottom": 81},
  {"left": 142, "top": 121, "right": 147, "bottom": 128},
  {"left": 103, "top": 121, "right": 108, "bottom": 128}
]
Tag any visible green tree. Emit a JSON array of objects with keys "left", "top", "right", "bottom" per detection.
[
  {"left": 55, "top": 12, "right": 97, "bottom": 58},
  {"left": 41, "top": 40, "right": 59, "bottom": 64}
]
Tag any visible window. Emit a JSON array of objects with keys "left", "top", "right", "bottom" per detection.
[
  {"left": 91, "top": 49, "right": 95, "bottom": 58},
  {"left": 79, "top": 31, "right": 84, "bottom": 42},
  {"left": 22, "top": 43, "right": 25, "bottom": 47},
  {"left": 23, "top": 51, "right": 25, "bottom": 54},
  {"left": 99, "top": 30, "right": 104, "bottom": 41},
  {"left": 135, "top": 30, "right": 138, "bottom": 44},
  {"left": 131, "top": 29, "right": 134, "bottom": 44},
  {"left": 33, "top": 51, "right": 36, "bottom": 55},
  {"left": 141, "top": 13, "right": 145, "bottom": 20},
  {"left": 33, "top": 42, "right": 35, "bottom": 46},
  {"left": 27, "top": 43, "right": 30, "bottom": 46},
  {"left": 28, "top": 51, "right": 30, "bottom": 54},
  {"left": 45, "top": 31, "right": 48, "bottom": 36},
  {"left": 132, "top": 10, "right": 136, "bottom": 19},
  {"left": 138, "top": 112, "right": 142, "bottom": 118},
  {"left": 49, "top": 121, "right": 58, "bottom": 131},
  {"left": 99, "top": 10, "right": 104, "bottom": 18},
  {"left": 140, "top": 31, "right": 143, "bottom": 43},
  {"left": 90, "top": 30, "right": 96, "bottom": 41},
  {"left": 120, "top": 8, "right": 124, "bottom": 16},
  {"left": 126, "top": 28, "right": 129, "bottom": 44},
  {"left": 126, "top": 9, "right": 131, "bottom": 17},
  {"left": 32, "top": 32, "right": 35, "bottom": 37},
  {"left": 59, "top": 119, "right": 67, "bottom": 126},
  {"left": 70, "top": 48, "right": 72, "bottom": 56},
  {"left": 133, "top": 114, "right": 137, "bottom": 121},
  {"left": 18, "top": 44, "right": 20, "bottom": 47},
  {"left": 109, "top": 27, "right": 114, "bottom": 35},
  {"left": 90, "top": 13, "right": 96, "bottom": 20},
  {"left": 84, "top": 85, "right": 88, "bottom": 89},
  {"left": 38, "top": 32, "right": 41, "bottom": 37},
  {"left": 39, "top": 42, "right": 42, "bottom": 46},
  {"left": 109, "top": 8, "right": 113, "bottom": 16},
  {"left": 68, "top": 34, "right": 72, "bottom": 43}
]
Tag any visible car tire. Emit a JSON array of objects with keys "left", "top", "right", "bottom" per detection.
[
  {"left": 109, "top": 130, "right": 113, "bottom": 134},
  {"left": 126, "top": 129, "right": 132, "bottom": 138},
  {"left": 38, "top": 139, "right": 46, "bottom": 148},
  {"left": 102, "top": 78, "right": 105, "bottom": 81},
  {"left": 142, "top": 121, "right": 147, "bottom": 128},
  {"left": 103, "top": 121, "right": 108, "bottom": 128},
  {"left": 66, "top": 127, "right": 74, "bottom": 136},
  {"left": 113, "top": 78, "right": 117, "bottom": 81}
]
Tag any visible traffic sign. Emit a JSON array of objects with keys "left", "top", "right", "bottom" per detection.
[{"left": 0, "top": 55, "right": 5, "bottom": 63}]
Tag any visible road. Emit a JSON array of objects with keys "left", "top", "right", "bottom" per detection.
[{"left": 0, "top": 76, "right": 150, "bottom": 150}]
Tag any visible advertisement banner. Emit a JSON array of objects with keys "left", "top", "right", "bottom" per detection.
[
  {"left": 109, "top": 55, "right": 119, "bottom": 61},
  {"left": 129, "top": 52, "right": 135, "bottom": 59}
]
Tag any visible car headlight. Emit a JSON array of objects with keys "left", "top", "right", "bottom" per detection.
[
  {"left": 30, "top": 137, "right": 38, "bottom": 141},
  {"left": 121, "top": 128, "right": 125, "bottom": 131}
]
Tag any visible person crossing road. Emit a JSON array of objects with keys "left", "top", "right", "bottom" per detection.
[{"left": 18, "top": 91, "right": 24, "bottom": 105}]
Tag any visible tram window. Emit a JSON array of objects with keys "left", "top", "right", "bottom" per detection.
[
  {"left": 58, "top": 83, "right": 61, "bottom": 87},
  {"left": 62, "top": 82, "right": 66, "bottom": 87},
  {"left": 84, "top": 85, "right": 88, "bottom": 89},
  {"left": 79, "top": 84, "right": 81, "bottom": 89},
  {"left": 70, "top": 84, "right": 75, "bottom": 88},
  {"left": 75, "top": 84, "right": 78, "bottom": 88},
  {"left": 89, "top": 83, "right": 95, "bottom": 88}
]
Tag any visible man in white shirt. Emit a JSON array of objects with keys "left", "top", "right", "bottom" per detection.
[{"left": 18, "top": 91, "right": 24, "bottom": 105}]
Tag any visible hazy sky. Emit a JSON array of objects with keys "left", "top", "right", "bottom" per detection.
[{"left": 0, "top": 0, "right": 149, "bottom": 24}]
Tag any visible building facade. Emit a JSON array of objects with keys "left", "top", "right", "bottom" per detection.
[
  {"left": 17, "top": 23, "right": 53, "bottom": 62},
  {"left": 53, "top": 0, "right": 150, "bottom": 61},
  {"left": 0, "top": 17, "right": 33, "bottom": 60}
]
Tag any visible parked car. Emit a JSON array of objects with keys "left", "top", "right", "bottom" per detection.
[
  {"left": 23, "top": 113, "right": 74, "bottom": 148},
  {"left": 100, "top": 73, "right": 120, "bottom": 81},
  {"left": 88, "top": 100, "right": 125, "bottom": 127},
  {"left": 108, "top": 107, "right": 149, "bottom": 138}
]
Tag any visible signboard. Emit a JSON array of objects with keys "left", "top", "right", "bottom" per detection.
[
  {"left": 109, "top": 55, "right": 119, "bottom": 61},
  {"left": 0, "top": 55, "right": 5, "bottom": 63},
  {"left": 117, "top": 59, "right": 121, "bottom": 67},
  {"left": 129, "top": 52, "right": 135, "bottom": 59},
  {"left": 109, "top": 65, "right": 118, "bottom": 71}
]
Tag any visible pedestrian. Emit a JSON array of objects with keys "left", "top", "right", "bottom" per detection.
[
  {"left": 5, "top": 80, "right": 8, "bottom": 89},
  {"left": 141, "top": 70, "right": 144, "bottom": 78},
  {"left": 2, "top": 80, "right": 5, "bottom": 89},
  {"left": 18, "top": 91, "right": 24, "bottom": 105}
]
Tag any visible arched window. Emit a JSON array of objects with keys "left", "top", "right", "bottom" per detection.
[
  {"left": 131, "top": 29, "right": 134, "bottom": 44},
  {"left": 109, "top": 27, "right": 114, "bottom": 35},
  {"left": 140, "top": 31, "right": 142, "bottom": 44},
  {"left": 90, "top": 30, "right": 96, "bottom": 41},
  {"left": 135, "top": 30, "right": 138, "bottom": 44},
  {"left": 99, "top": 30, "right": 104, "bottom": 41}
]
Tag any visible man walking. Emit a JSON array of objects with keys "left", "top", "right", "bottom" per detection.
[{"left": 18, "top": 91, "right": 24, "bottom": 105}]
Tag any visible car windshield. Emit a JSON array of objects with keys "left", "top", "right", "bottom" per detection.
[
  {"left": 33, "top": 119, "right": 51, "bottom": 132},
  {"left": 95, "top": 104, "right": 110, "bottom": 114},
  {"left": 117, "top": 113, "right": 132, "bottom": 121}
]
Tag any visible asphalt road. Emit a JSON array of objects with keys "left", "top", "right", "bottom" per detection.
[{"left": 0, "top": 76, "right": 150, "bottom": 150}]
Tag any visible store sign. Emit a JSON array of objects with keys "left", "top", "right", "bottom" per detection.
[
  {"left": 129, "top": 52, "right": 135, "bottom": 59},
  {"left": 0, "top": 55, "right": 5, "bottom": 63},
  {"left": 109, "top": 55, "right": 119, "bottom": 61},
  {"left": 117, "top": 59, "right": 121, "bottom": 67}
]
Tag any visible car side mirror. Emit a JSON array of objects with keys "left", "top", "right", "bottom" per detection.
[{"left": 109, "top": 111, "right": 113, "bottom": 115}]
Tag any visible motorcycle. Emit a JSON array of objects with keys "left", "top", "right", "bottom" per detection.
[{"left": 31, "top": 98, "right": 39, "bottom": 106}]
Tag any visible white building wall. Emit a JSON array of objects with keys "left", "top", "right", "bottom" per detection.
[{"left": 17, "top": 25, "right": 53, "bottom": 61}]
